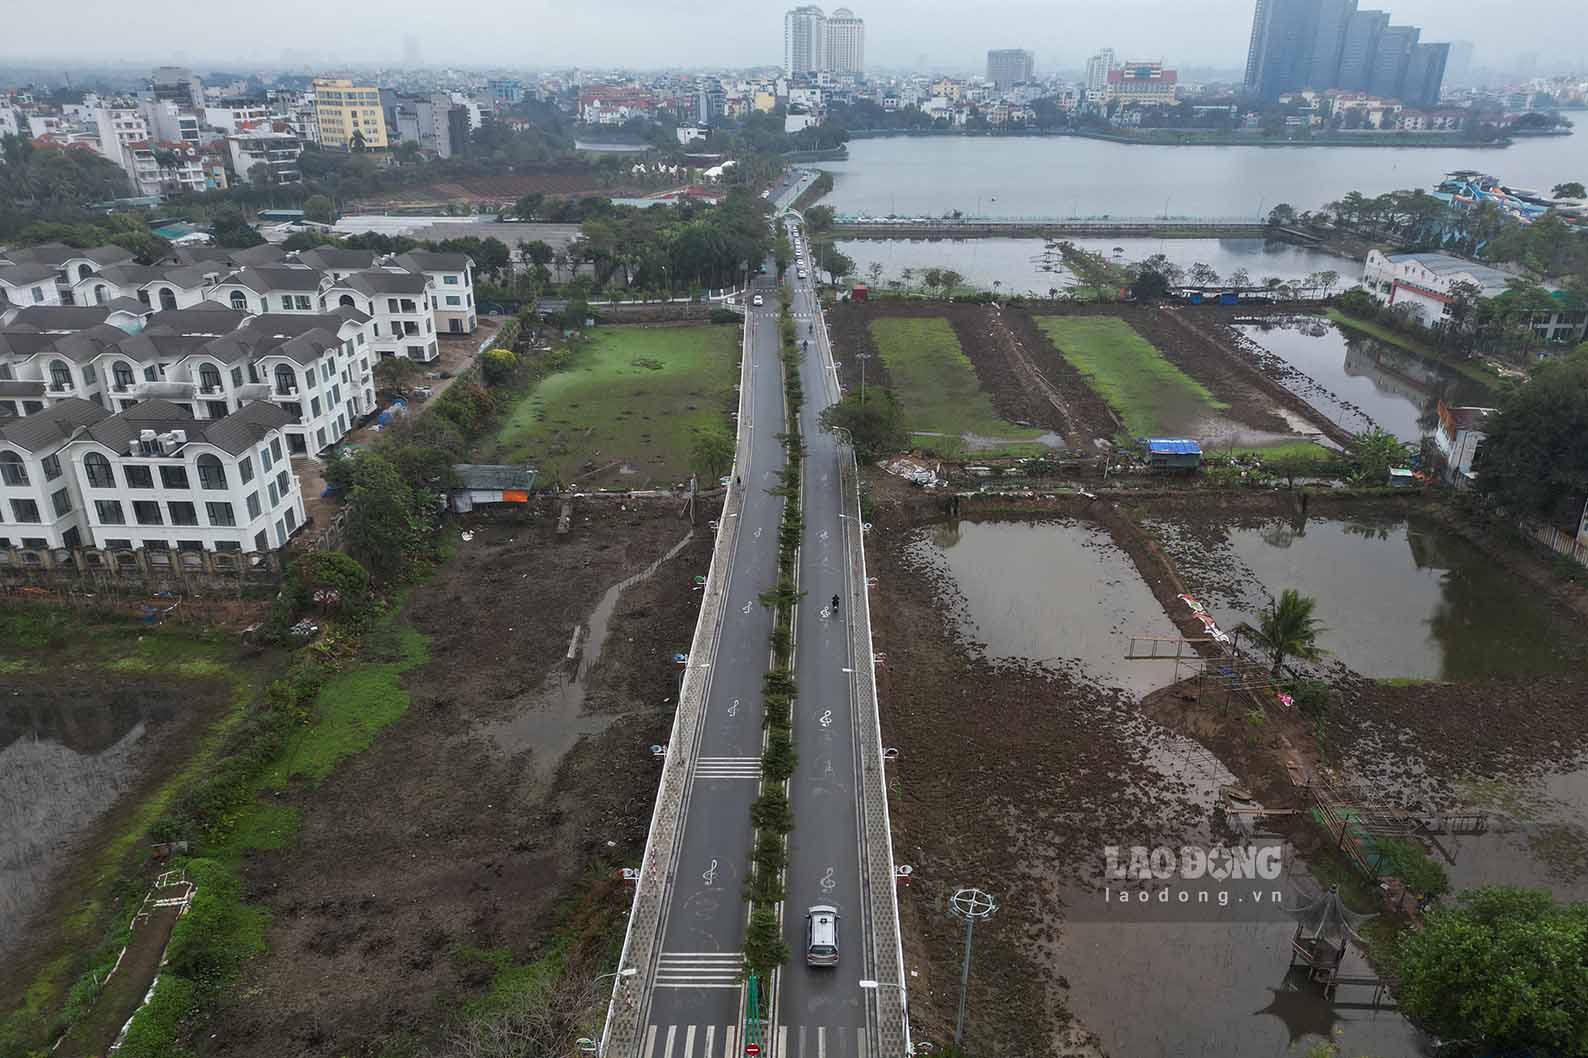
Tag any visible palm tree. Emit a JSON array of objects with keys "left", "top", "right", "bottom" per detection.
[{"left": 1239, "top": 589, "right": 1325, "bottom": 677}]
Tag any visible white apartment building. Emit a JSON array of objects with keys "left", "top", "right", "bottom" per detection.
[
  {"left": 66, "top": 398, "right": 305, "bottom": 552},
  {"left": 93, "top": 104, "right": 150, "bottom": 172},
  {"left": 826, "top": 8, "right": 866, "bottom": 77},
  {"left": 204, "top": 102, "right": 274, "bottom": 134},
  {"left": 0, "top": 106, "right": 18, "bottom": 138},
  {"left": 1361, "top": 250, "right": 1588, "bottom": 345},
  {"left": 785, "top": 6, "right": 827, "bottom": 77},
  {"left": 72, "top": 262, "right": 216, "bottom": 312},
  {"left": 326, "top": 271, "right": 437, "bottom": 361},
  {"left": 0, "top": 263, "right": 63, "bottom": 308},
  {"left": 0, "top": 399, "right": 110, "bottom": 548},
  {"left": 393, "top": 252, "right": 476, "bottom": 334},
  {"left": 209, "top": 266, "right": 330, "bottom": 316},
  {"left": 227, "top": 129, "right": 303, "bottom": 184}
]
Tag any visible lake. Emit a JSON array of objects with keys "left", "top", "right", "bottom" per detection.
[
  {"left": 836, "top": 236, "right": 1358, "bottom": 297},
  {"left": 824, "top": 133, "right": 1588, "bottom": 219}
]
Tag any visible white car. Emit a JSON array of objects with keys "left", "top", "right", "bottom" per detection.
[
  {"left": 752, "top": 294, "right": 764, "bottom": 306},
  {"left": 798, "top": 270, "right": 808, "bottom": 280}
]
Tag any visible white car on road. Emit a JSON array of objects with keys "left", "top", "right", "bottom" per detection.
[{"left": 752, "top": 294, "right": 764, "bottom": 306}]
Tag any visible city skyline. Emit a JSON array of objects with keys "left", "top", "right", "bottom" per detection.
[{"left": 2, "top": 0, "right": 1583, "bottom": 76}]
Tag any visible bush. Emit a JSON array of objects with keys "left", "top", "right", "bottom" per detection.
[
  {"left": 750, "top": 787, "right": 792, "bottom": 833},
  {"left": 710, "top": 308, "right": 740, "bottom": 324},
  {"left": 164, "top": 859, "right": 268, "bottom": 997},
  {"left": 743, "top": 907, "right": 790, "bottom": 975},
  {"left": 481, "top": 347, "right": 519, "bottom": 387}
]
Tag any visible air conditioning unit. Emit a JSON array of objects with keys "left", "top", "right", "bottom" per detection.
[
  {"left": 139, "top": 429, "right": 157, "bottom": 442},
  {"left": 170, "top": 430, "right": 187, "bottom": 443}
]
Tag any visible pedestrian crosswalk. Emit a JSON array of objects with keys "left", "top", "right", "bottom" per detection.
[
  {"left": 641, "top": 1024, "right": 869, "bottom": 1058},
  {"left": 692, "top": 756, "right": 762, "bottom": 780},
  {"left": 654, "top": 952, "right": 743, "bottom": 989}
]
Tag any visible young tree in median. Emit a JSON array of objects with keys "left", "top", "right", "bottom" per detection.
[
  {"left": 1239, "top": 589, "right": 1324, "bottom": 677},
  {"left": 1395, "top": 887, "right": 1588, "bottom": 1053}
]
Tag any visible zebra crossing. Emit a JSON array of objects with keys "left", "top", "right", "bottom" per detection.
[
  {"left": 654, "top": 952, "right": 744, "bottom": 989},
  {"left": 641, "top": 1024, "right": 870, "bottom": 1058},
  {"left": 692, "top": 756, "right": 762, "bottom": 781}
]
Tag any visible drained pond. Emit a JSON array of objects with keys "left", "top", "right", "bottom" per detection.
[{"left": 909, "top": 517, "right": 1427, "bottom": 1058}]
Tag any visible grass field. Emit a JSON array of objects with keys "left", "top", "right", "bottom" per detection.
[
  {"left": 1036, "top": 316, "right": 1228, "bottom": 437},
  {"left": 868, "top": 316, "right": 1050, "bottom": 457},
  {"left": 493, "top": 324, "right": 740, "bottom": 489}
]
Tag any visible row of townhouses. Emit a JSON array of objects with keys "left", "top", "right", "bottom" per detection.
[{"left": 0, "top": 243, "right": 478, "bottom": 553}]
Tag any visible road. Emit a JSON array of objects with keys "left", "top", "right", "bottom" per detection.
[
  {"left": 628, "top": 168, "right": 810, "bottom": 1058},
  {"left": 773, "top": 212, "right": 873, "bottom": 1058}
]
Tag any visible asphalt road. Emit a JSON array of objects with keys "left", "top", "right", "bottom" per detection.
[
  {"left": 637, "top": 268, "right": 786, "bottom": 1058},
  {"left": 773, "top": 208, "right": 873, "bottom": 1058}
]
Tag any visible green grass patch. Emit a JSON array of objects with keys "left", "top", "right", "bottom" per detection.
[
  {"left": 1326, "top": 309, "right": 1501, "bottom": 390},
  {"left": 868, "top": 316, "right": 1049, "bottom": 457},
  {"left": 1036, "top": 316, "right": 1227, "bottom": 437},
  {"left": 1215, "top": 440, "right": 1333, "bottom": 460},
  {"left": 1376, "top": 676, "right": 1438, "bottom": 687},
  {"left": 492, "top": 324, "right": 739, "bottom": 488},
  {"left": 264, "top": 622, "right": 427, "bottom": 785}
]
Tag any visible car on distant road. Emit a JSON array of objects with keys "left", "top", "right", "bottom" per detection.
[{"left": 752, "top": 294, "right": 764, "bottom": 306}]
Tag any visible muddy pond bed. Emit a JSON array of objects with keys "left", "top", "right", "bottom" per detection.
[{"left": 887, "top": 515, "right": 1430, "bottom": 1058}]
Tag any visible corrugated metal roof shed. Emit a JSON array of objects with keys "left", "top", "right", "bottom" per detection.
[{"left": 1145, "top": 438, "right": 1203, "bottom": 455}]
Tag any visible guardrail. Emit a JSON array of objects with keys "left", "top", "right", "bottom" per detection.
[{"left": 599, "top": 311, "right": 756, "bottom": 1058}]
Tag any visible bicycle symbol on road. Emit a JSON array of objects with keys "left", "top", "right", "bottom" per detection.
[{"left": 703, "top": 859, "right": 719, "bottom": 887}]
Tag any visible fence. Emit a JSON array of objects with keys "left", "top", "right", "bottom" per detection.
[
  {"left": 0, "top": 545, "right": 286, "bottom": 595},
  {"left": 1528, "top": 521, "right": 1588, "bottom": 569}
]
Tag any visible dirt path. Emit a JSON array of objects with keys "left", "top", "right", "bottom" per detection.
[{"left": 198, "top": 500, "right": 713, "bottom": 1058}]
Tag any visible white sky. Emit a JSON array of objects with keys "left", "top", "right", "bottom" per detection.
[{"left": 4, "top": 0, "right": 1584, "bottom": 75}]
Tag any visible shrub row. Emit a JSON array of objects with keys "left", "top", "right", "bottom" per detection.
[{"left": 743, "top": 296, "right": 809, "bottom": 979}]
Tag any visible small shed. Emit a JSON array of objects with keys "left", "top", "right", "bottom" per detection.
[
  {"left": 851, "top": 283, "right": 869, "bottom": 302},
  {"left": 1387, "top": 467, "right": 1417, "bottom": 488},
  {"left": 1143, "top": 437, "right": 1203, "bottom": 471},
  {"left": 449, "top": 464, "right": 537, "bottom": 512}
]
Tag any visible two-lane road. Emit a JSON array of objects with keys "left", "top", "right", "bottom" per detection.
[{"left": 638, "top": 275, "right": 788, "bottom": 1058}]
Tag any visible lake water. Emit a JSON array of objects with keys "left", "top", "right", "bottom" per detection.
[
  {"left": 914, "top": 518, "right": 1427, "bottom": 1058},
  {"left": 1148, "top": 515, "right": 1583, "bottom": 682},
  {"left": 1234, "top": 318, "right": 1497, "bottom": 441},
  {"left": 825, "top": 133, "right": 1588, "bottom": 218},
  {"left": 836, "top": 237, "right": 1358, "bottom": 297}
]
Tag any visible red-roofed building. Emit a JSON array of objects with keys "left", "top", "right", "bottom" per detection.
[
  {"left": 578, "top": 87, "right": 657, "bottom": 126},
  {"left": 1105, "top": 63, "right": 1178, "bottom": 105}
]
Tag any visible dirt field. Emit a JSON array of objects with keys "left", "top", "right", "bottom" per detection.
[
  {"left": 828, "top": 301, "right": 1345, "bottom": 454},
  {"left": 196, "top": 498, "right": 712, "bottom": 1058},
  {"left": 350, "top": 173, "right": 641, "bottom": 210}
]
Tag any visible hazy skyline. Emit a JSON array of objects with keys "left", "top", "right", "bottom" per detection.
[{"left": 4, "top": 0, "right": 1585, "bottom": 75}]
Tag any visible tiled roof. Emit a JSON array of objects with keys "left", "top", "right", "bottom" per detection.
[
  {"left": 226, "top": 266, "right": 326, "bottom": 294},
  {"left": 6, "top": 305, "right": 114, "bottom": 332},
  {"left": 0, "top": 262, "right": 59, "bottom": 286},
  {"left": 296, "top": 248, "right": 379, "bottom": 271},
  {"left": 396, "top": 251, "right": 471, "bottom": 273},
  {"left": 81, "top": 398, "right": 291, "bottom": 456},
  {"left": 339, "top": 269, "right": 429, "bottom": 295},
  {"left": 0, "top": 397, "right": 110, "bottom": 451}
]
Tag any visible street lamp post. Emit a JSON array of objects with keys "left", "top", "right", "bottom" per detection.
[
  {"left": 592, "top": 967, "right": 637, "bottom": 998},
  {"left": 948, "top": 887, "right": 998, "bottom": 1048}
]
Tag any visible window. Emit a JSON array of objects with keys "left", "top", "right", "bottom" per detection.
[
  {"left": 137, "top": 289, "right": 151, "bottom": 305},
  {"left": 339, "top": 293, "right": 356, "bottom": 308},
  {"left": 215, "top": 540, "right": 240, "bottom": 552},
  {"left": 51, "top": 488, "right": 72, "bottom": 517},
  {"left": 169, "top": 501, "right": 198, "bottom": 526},
  {"left": 83, "top": 452, "right": 115, "bottom": 487},
  {"left": 316, "top": 427, "right": 326, "bottom": 448},
  {"left": 255, "top": 529, "right": 268, "bottom": 551},
  {"left": 95, "top": 499, "right": 126, "bottom": 524},
  {"left": 443, "top": 274, "right": 458, "bottom": 284},
  {"left": 276, "top": 470, "right": 289, "bottom": 497},
  {"left": 144, "top": 366, "right": 159, "bottom": 382},
  {"left": 246, "top": 491, "right": 261, "bottom": 518},
  {"left": 0, "top": 452, "right": 27, "bottom": 486},
  {"left": 159, "top": 465, "right": 190, "bottom": 490},
  {"left": 178, "top": 539, "right": 204, "bottom": 552},
  {"left": 196, "top": 454, "right": 226, "bottom": 489},
  {"left": 42, "top": 455, "right": 62, "bottom": 480},
  {"left": 231, "top": 367, "right": 244, "bottom": 388},
  {"left": 205, "top": 501, "right": 236, "bottom": 527},
  {"left": 310, "top": 396, "right": 322, "bottom": 417},
  {"left": 31, "top": 286, "right": 44, "bottom": 303},
  {"left": 446, "top": 295, "right": 461, "bottom": 306},
  {"left": 125, "top": 465, "right": 154, "bottom": 489},
  {"left": 49, "top": 361, "right": 72, "bottom": 391},
  {"left": 84, "top": 365, "right": 96, "bottom": 384},
  {"left": 198, "top": 364, "right": 222, "bottom": 392},
  {"left": 112, "top": 362, "right": 134, "bottom": 391},
  {"left": 284, "top": 506, "right": 297, "bottom": 531},
  {"left": 275, "top": 365, "right": 297, "bottom": 395},
  {"left": 10, "top": 499, "right": 40, "bottom": 523},
  {"left": 270, "top": 438, "right": 282, "bottom": 461},
  {"left": 144, "top": 539, "right": 168, "bottom": 551},
  {"left": 322, "top": 361, "right": 333, "bottom": 382},
  {"left": 132, "top": 500, "right": 162, "bottom": 525},
  {"left": 230, "top": 290, "right": 247, "bottom": 311},
  {"left": 331, "top": 384, "right": 340, "bottom": 404},
  {"left": 238, "top": 454, "right": 254, "bottom": 483},
  {"left": 259, "top": 446, "right": 272, "bottom": 471},
  {"left": 387, "top": 298, "right": 399, "bottom": 313},
  {"left": 159, "top": 288, "right": 177, "bottom": 311},
  {"left": 407, "top": 345, "right": 425, "bottom": 359},
  {"left": 295, "top": 295, "right": 312, "bottom": 311},
  {"left": 105, "top": 537, "right": 131, "bottom": 550},
  {"left": 268, "top": 480, "right": 279, "bottom": 506}
]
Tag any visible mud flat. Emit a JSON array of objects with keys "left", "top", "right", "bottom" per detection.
[{"left": 872, "top": 500, "right": 1427, "bottom": 1058}]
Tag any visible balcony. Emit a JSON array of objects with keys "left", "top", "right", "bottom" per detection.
[
  {"left": 133, "top": 380, "right": 196, "bottom": 399},
  {"left": 47, "top": 381, "right": 75, "bottom": 393},
  {"left": 235, "top": 382, "right": 271, "bottom": 401},
  {"left": 198, "top": 384, "right": 224, "bottom": 396},
  {"left": 275, "top": 385, "right": 299, "bottom": 396}
]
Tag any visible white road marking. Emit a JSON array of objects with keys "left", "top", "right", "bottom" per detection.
[
  {"left": 654, "top": 952, "right": 744, "bottom": 989},
  {"left": 704, "top": 1025, "right": 715, "bottom": 1058},
  {"left": 819, "top": 866, "right": 836, "bottom": 892},
  {"left": 644, "top": 1025, "right": 659, "bottom": 1058},
  {"left": 694, "top": 757, "right": 762, "bottom": 780},
  {"left": 776, "top": 1027, "right": 786, "bottom": 1058},
  {"left": 819, "top": 710, "right": 833, "bottom": 728},
  {"left": 685, "top": 1024, "right": 696, "bottom": 1058},
  {"left": 725, "top": 1025, "right": 737, "bottom": 1058},
  {"left": 665, "top": 1025, "right": 677, "bottom": 1058},
  {"left": 702, "top": 859, "right": 719, "bottom": 886},
  {"left": 818, "top": 1027, "right": 826, "bottom": 1058}
]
